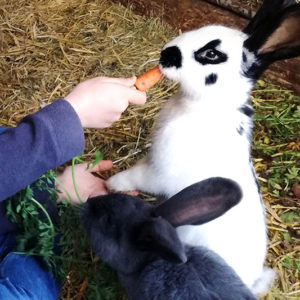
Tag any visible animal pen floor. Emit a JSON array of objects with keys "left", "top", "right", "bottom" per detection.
[{"left": 0, "top": 0, "right": 299, "bottom": 299}]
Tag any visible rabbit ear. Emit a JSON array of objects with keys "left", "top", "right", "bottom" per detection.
[
  {"left": 243, "top": 1, "right": 300, "bottom": 78},
  {"left": 243, "top": 0, "right": 296, "bottom": 36},
  {"left": 134, "top": 217, "right": 187, "bottom": 263},
  {"left": 154, "top": 177, "right": 242, "bottom": 228}
]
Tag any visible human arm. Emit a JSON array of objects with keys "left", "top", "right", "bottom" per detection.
[
  {"left": 0, "top": 99, "right": 84, "bottom": 202},
  {"left": 0, "top": 76, "right": 146, "bottom": 202}
]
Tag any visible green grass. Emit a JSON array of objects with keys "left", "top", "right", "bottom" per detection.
[{"left": 252, "top": 79, "right": 300, "bottom": 197}]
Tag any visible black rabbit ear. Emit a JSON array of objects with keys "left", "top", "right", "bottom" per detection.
[
  {"left": 154, "top": 177, "right": 242, "bottom": 228},
  {"left": 243, "top": 0, "right": 296, "bottom": 36},
  {"left": 243, "top": 1, "right": 300, "bottom": 78},
  {"left": 134, "top": 217, "right": 187, "bottom": 263}
]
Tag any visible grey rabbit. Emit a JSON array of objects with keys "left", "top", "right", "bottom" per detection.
[{"left": 81, "top": 177, "right": 257, "bottom": 300}]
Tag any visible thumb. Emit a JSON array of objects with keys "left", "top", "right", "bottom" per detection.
[
  {"left": 127, "top": 88, "right": 147, "bottom": 105},
  {"left": 119, "top": 76, "right": 137, "bottom": 87},
  {"left": 88, "top": 160, "right": 113, "bottom": 173}
]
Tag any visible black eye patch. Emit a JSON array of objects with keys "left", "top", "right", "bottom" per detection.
[
  {"left": 194, "top": 39, "right": 228, "bottom": 65},
  {"left": 239, "top": 105, "right": 254, "bottom": 117},
  {"left": 205, "top": 73, "right": 218, "bottom": 85}
]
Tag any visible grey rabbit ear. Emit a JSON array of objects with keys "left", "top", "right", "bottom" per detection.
[
  {"left": 154, "top": 177, "right": 242, "bottom": 227},
  {"left": 134, "top": 217, "right": 187, "bottom": 263},
  {"left": 243, "top": 0, "right": 300, "bottom": 78}
]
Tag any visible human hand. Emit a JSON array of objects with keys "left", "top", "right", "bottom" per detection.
[
  {"left": 55, "top": 160, "right": 113, "bottom": 204},
  {"left": 65, "top": 76, "right": 146, "bottom": 128}
]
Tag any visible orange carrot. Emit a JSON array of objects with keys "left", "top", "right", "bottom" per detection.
[{"left": 135, "top": 65, "right": 163, "bottom": 91}]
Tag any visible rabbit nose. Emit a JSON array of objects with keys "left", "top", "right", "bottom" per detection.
[{"left": 159, "top": 46, "right": 182, "bottom": 69}]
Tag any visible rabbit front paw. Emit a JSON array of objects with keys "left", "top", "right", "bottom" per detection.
[{"left": 107, "top": 171, "right": 137, "bottom": 193}]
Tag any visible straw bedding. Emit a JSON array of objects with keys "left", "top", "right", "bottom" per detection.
[{"left": 0, "top": 0, "right": 299, "bottom": 299}]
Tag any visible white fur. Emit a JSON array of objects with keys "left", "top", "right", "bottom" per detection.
[{"left": 108, "top": 25, "right": 274, "bottom": 293}]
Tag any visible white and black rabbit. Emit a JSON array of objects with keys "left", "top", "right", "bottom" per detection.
[
  {"left": 108, "top": 0, "right": 300, "bottom": 294},
  {"left": 82, "top": 177, "right": 257, "bottom": 300}
]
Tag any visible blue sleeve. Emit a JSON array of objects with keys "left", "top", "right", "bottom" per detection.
[{"left": 0, "top": 99, "right": 84, "bottom": 202}]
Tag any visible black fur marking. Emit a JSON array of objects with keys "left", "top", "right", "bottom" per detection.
[
  {"left": 205, "top": 73, "right": 218, "bottom": 85},
  {"left": 243, "top": 0, "right": 296, "bottom": 36},
  {"left": 242, "top": 52, "right": 247, "bottom": 63},
  {"left": 239, "top": 105, "right": 254, "bottom": 117},
  {"left": 194, "top": 39, "right": 228, "bottom": 65},
  {"left": 160, "top": 46, "right": 182, "bottom": 69},
  {"left": 237, "top": 126, "right": 244, "bottom": 136},
  {"left": 243, "top": 60, "right": 265, "bottom": 80},
  {"left": 198, "top": 39, "right": 221, "bottom": 52}
]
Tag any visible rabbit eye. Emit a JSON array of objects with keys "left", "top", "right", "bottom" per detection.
[
  {"left": 194, "top": 39, "right": 228, "bottom": 65},
  {"left": 204, "top": 49, "right": 218, "bottom": 60}
]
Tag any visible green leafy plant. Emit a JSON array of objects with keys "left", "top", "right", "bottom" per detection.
[
  {"left": 281, "top": 255, "right": 300, "bottom": 271},
  {"left": 89, "top": 151, "right": 104, "bottom": 169},
  {"left": 280, "top": 211, "right": 300, "bottom": 223},
  {"left": 71, "top": 154, "right": 84, "bottom": 203},
  {"left": 6, "top": 170, "right": 58, "bottom": 271},
  {"left": 5, "top": 151, "right": 122, "bottom": 298}
]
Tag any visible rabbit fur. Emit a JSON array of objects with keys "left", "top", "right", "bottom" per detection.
[
  {"left": 82, "top": 177, "right": 257, "bottom": 300},
  {"left": 108, "top": 0, "right": 300, "bottom": 294}
]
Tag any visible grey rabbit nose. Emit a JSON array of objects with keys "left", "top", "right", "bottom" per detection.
[{"left": 160, "top": 46, "right": 182, "bottom": 69}]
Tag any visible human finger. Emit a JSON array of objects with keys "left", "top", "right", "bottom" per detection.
[
  {"left": 88, "top": 160, "right": 113, "bottom": 173},
  {"left": 89, "top": 180, "right": 109, "bottom": 197},
  {"left": 126, "top": 88, "right": 147, "bottom": 105},
  {"left": 101, "top": 76, "right": 137, "bottom": 87}
]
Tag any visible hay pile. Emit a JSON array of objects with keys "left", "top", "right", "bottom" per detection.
[
  {"left": 0, "top": 0, "right": 176, "bottom": 167},
  {"left": 0, "top": 0, "right": 299, "bottom": 299}
]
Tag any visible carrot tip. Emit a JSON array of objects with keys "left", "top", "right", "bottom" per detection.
[{"left": 135, "top": 65, "right": 163, "bottom": 91}]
